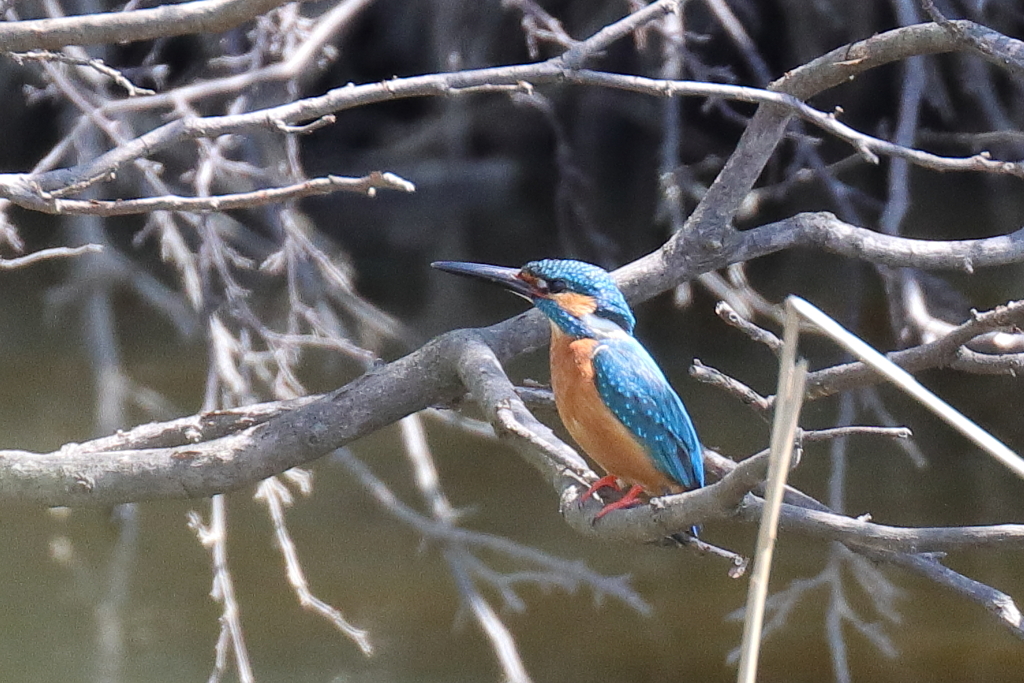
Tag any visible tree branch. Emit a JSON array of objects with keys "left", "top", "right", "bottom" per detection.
[
  {"left": 0, "top": 0, "right": 292, "bottom": 52},
  {"left": 0, "top": 244, "right": 102, "bottom": 268},
  {"left": 5, "top": 246, "right": 1024, "bottom": 504},
  {"left": 734, "top": 212, "right": 1024, "bottom": 274},
  {"left": 622, "top": 19, "right": 1024, "bottom": 293},
  {"left": 6, "top": 19, "right": 1024, "bottom": 216},
  {"left": 21, "top": 172, "right": 415, "bottom": 216}
]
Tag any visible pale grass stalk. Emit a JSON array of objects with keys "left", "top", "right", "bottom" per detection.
[
  {"left": 737, "top": 299, "right": 809, "bottom": 683},
  {"left": 788, "top": 296, "right": 1024, "bottom": 479}
]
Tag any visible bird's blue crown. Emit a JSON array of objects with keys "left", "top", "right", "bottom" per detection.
[{"left": 522, "top": 259, "right": 636, "bottom": 337}]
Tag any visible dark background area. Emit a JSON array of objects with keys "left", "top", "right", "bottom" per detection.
[{"left": 1, "top": 0, "right": 1023, "bottom": 681}]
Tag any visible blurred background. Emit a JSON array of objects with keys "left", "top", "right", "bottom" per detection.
[{"left": 1, "top": 0, "right": 1024, "bottom": 681}]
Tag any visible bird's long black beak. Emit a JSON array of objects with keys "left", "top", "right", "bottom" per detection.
[{"left": 431, "top": 261, "right": 536, "bottom": 299}]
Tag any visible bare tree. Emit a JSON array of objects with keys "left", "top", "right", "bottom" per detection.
[{"left": 1, "top": 0, "right": 1023, "bottom": 681}]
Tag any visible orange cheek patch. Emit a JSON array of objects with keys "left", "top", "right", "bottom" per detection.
[{"left": 552, "top": 292, "right": 597, "bottom": 317}]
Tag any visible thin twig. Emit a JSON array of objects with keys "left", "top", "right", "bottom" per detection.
[
  {"left": 716, "top": 301, "right": 784, "bottom": 356},
  {"left": 24, "top": 172, "right": 415, "bottom": 216},
  {"left": 254, "top": 477, "right": 373, "bottom": 655},
  {"left": 6, "top": 50, "right": 155, "bottom": 96},
  {"left": 0, "top": 243, "right": 101, "bottom": 268},
  {"left": 690, "top": 359, "right": 771, "bottom": 414},
  {"left": 188, "top": 497, "right": 255, "bottom": 683}
]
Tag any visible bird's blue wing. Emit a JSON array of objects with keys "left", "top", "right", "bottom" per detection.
[{"left": 591, "top": 336, "right": 704, "bottom": 490}]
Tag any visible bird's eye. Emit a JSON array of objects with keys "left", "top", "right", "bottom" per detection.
[{"left": 546, "top": 278, "right": 568, "bottom": 294}]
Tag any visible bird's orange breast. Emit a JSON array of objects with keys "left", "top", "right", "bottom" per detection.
[{"left": 548, "top": 325, "right": 681, "bottom": 495}]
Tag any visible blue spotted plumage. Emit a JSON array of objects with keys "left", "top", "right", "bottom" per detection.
[
  {"left": 431, "top": 257, "right": 705, "bottom": 531},
  {"left": 591, "top": 335, "right": 704, "bottom": 491}
]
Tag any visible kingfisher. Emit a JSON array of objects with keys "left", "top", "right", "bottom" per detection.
[{"left": 432, "top": 258, "right": 705, "bottom": 528}]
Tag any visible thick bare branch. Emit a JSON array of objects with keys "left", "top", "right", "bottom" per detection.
[
  {"left": 763, "top": 501, "right": 1024, "bottom": 554},
  {"left": 0, "top": 0, "right": 292, "bottom": 52},
  {"left": 4, "top": 260, "right": 1023, "bottom": 505},
  {"left": 734, "top": 212, "right": 1024, "bottom": 274},
  {"left": 0, "top": 322, "right": 545, "bottom": 505}
]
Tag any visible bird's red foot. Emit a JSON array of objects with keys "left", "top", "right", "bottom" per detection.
[
  {"left": 594, "top": 484, "right": 645, "bottom": 520},
  {"left": 580, "top": 475, "right": 621, "bottom": 504}
]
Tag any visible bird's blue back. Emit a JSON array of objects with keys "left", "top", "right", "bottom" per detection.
[{"left": 590, "top": 334, "right": 705, "bottom": 491}]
